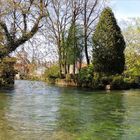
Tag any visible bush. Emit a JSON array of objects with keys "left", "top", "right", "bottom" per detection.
[
  {"left": 65, "top": 74, "right": 72, "bottom": 82},
  {"left": 92, "top": 73, "right": 104, "bottom": 89},
  {"left": 44, "top": 65, "right": 60, "bottom": 83},
  {"left": 92, "top": 74, "right": 113, "bottom": 89},
  {"left": 77, "top": 65, "right": 94, "bottom": 87},
  {"left": 92, "top": 74, "right": 140, "bottom": 90},
  {"left": 111, "top": 75, "right": 125, "bottom": 89},
  {"left": 110, "top": 75, "right": 139, "bottom": 89},
  {"left": 92, "top": 74, "right": 139, "bottom": 90},
  {"left": 123, "top": 77, "right": 140, "bottom": 89},
  {"left": 0, "top": 57, "right": 16, "bottom": 87}
]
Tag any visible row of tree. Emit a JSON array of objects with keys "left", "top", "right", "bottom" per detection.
[
  {"left": 0, "top": 0, "right": 126, "bottom": 78},
  {"left": 44, "top": 0, "right": 106, "bottom": 75},
  {"left": 0, "top": 0, "right": 106, "bottom": 75}
]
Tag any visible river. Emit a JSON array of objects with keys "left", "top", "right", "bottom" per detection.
[{"left": 0, "top": 80, "right": 140, "bottom": 140}]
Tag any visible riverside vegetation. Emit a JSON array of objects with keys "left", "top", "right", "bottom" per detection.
[
  {"left": 43, "top": 8, "right": 140, "bottom": 90},
  {"left": 0, "top": 57, "right": 16, "bottom": 88},
  {"left": 1, "top": 6, "right": 140, "bottom": 90}
]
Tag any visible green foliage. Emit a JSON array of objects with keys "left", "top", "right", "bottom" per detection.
[
  {"left": 65, "top": 74, "right": 72, "bottom": 82},
  {"left": 125, "top": 53, "right": 140, "bottom": 77},
  {"left": 44, "top": 65, "right": 60, "bottom": 81},
  {"left": 92, "top": 74, "right": 139, "bottom": 90},
  {"left": 124, "top": 76, "right": 140, "bottom": 88},
  {"left": 110, "top": 75, "right": 139, "bottom": 89},
  {"left": 58, "top": 23, "right": 84, "bottom": 75},
  {"left": 0, "top": 57, "right": 16, "bottom": 87},
  {"left": 122, "top": 18, "right": 140, "bottom": 78},
  {"left": 0, "top": 46, "right": 7, "bottom": 58},
  {"left": 92, "top": 74, "right": 113, "bottom": 89},
  {"left": 93, "top": 7, "right": 125, "bottom": 75},
  {"left": 77, "top": 65, "right": 94, "bottom": 87},
  {"left": 65, "top": 23, "right": 84, "bottom": 65},
  {"left": 92, "top": 73, "right": 104, "bottom": 89},
  {"left": 0, "top": 30, "right": 7, "bottom": 58},
  {"left": 111, "top": 75, "right": 125, "bottom": 89}
]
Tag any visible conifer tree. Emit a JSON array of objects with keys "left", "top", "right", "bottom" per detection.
[
  {"left": 93, "top": 7, "right": 125, "bottom": 75},
  {"left": 65, "top": 23, "right": 83, "bottom": 73}
]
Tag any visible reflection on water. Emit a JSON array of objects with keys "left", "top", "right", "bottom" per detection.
[{"left": 0, "top": 80, "right": 140, "bottom": 139}]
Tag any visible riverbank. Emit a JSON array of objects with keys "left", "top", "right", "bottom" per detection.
[
  {"left": 13, "top": 65, "right": 140, "bottom": 90},
  {"left": 45, "top": 76, "right": 140, "bottom": 90},
  {"left": 14, "top": 73, "right": 140, "bottom": 90},
  {"left": 43, "top": 64, "right": 140, "bottom": 90}
]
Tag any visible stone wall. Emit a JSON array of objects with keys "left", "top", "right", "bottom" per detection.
[{"left": 0, "top": 57, "right": 16, "bottom": 87}]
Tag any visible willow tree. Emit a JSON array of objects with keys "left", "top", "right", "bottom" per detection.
[
  {"left": 0, "top": 0, "right": 48, "bottom": 59},
  {"left": 93, "top": 7, "right": 125, "bottom": 75}
]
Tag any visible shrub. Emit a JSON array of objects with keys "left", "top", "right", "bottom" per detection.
[
  {"left": 92, "top": 73, "right": 104, "bottom": 89},
  {"left": 92, "top": 74, "right": 113, "bottom": 89},
  {"left": 111, "top": 75, "right": 125, "bottom": 89},
  {"left": 0, "top": 57, "right": 16, "bottom": 87},
  {"left": 77, "top": 65, "right": 94, "bottom": 87},
  {"left": 123, "top": 77, "right": 140, "bottom": 89},
  {"left": 92, "top": 74, "right": 137, "bottom": 90},
  {"left": 65, "top": 74, "right": 72, "bottom": 82},
  {"left": 44, "top": 65, "right": 60, "bottom": 83}
]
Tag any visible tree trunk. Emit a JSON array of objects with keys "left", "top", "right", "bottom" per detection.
[{"left": 84, "top": 36, "right": 90, "bottom": 65}]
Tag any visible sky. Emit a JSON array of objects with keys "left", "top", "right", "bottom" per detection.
[{"left": 110, "top": 0, "right": 140, "bottom": 20}]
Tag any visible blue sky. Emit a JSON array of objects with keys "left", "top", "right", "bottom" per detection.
[{"left": 110, "top": 0, "right": 140, "bottom": 20}]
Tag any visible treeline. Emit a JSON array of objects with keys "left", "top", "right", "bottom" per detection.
[
  {"left": 45, "top": 7, "right": 128, "bottom": 89},
  {"left": 44, "top": 1, "right": 125, "bottom": 79},
  {"left": 45, "top": 0, "right": 105, "bottom": 75},
  {"left": 1, "top": 0, "right": 140, "bottom": 89},
  {"left": 0, "top": 0, "right": 104, "bottom": 75},
  {"left": 45, "top": 8, "right": 140, "bottom": 89}
]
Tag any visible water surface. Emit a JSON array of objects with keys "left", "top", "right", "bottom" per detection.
[{"left": 0, "top": 80, "right": 140, "bottom": 140}]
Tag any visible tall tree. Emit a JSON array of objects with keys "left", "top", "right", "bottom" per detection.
[
  {"left": 66, "top": 0, "right": 83, "bottom": 74},
  {"left": 81, "top": 0, "right": 104, "bottom": 65},
  {"left": 45, "top": 0, "right": 71, "bottom": 75},
  {"left": 65, "top": 23, "right": 84, "bottom": 74},
  {"left": 93, "top": 7, "right": 125, "bottom": 75},
  {"left": 122, "top": 18, "right": 140, "bottom": 76},
  {"left": 0, "top": 0, "right": 48, "bottom": 59},
  {"left": 45, "top": 0, "right": 81, "bottom": 75}
]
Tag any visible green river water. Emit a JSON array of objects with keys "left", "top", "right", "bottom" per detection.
[{"left": 0, "top": 80, "right": 140, "bottom": 140}]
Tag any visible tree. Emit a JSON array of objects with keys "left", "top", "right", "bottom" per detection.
[
  {"left": 45, "top": 0, "right": 105, "bottom": 74},
  {"left": 82, "top": 0, "right": 103, "bottom": 65},
  {"left": 65, "top": 23, "right": 84, "bottom": 74},
  {"left": 92, "top": 7, "right": 125, "bottom": 75},
  {"left": 45, "top": 0, "right": 82, "bottom": 75},
  {"left": 45, "top": 0, "right": 70, "bottom": 75},
  {"left": 122, "top": 18, "right": 140, "bottom": 76},
  {"left": 0, "top": 0, "right": 48, "bottom": 59}
]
